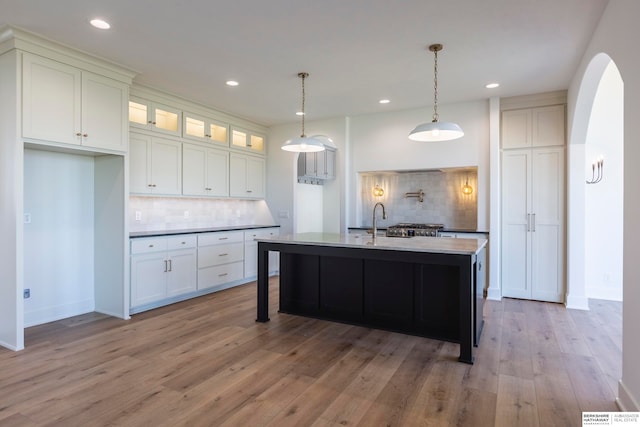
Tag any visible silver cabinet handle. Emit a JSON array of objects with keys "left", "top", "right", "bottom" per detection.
[
  {"left": 218, "top": 273, "right": 228, "bottom": 277},
  {"left": 168, "top": 259, "right": 172, "bottom": 272},
  {"left": 218, "top": 237, "right": 228, "bottom": 240},
  {"left": 219, "top": 253, "right": 228, "bottom": 257},
  {"left": 527, "top": 214, "right": 531, "bottom": 232},
  {"left": 164, "top": 260, "right": 168, "bottom": 272}
]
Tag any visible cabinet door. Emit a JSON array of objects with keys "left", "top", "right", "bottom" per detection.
[
  {"left": 501, "top": 109, "right": 531, "bottom": 149},
  {"left": 150, "top": 137, "right": 182, "bottom": 195},
  {"left": 229, "top": 154, "right": 247, "bottom": 197},
  {"left": 501, "top": 149, "right": 532, "bottom": 299},
  {"left": 129, "top": 133, "right": 152, "bottom": 194},
  {"left": 22, "top": 53, "right": 81, "bottom": 145},
  {"left": 206, "top": 148, "right": 229, "bottom": 197},
  {"left": 532, "top": 105, "right": 565, "bottom": 147},
  {"left": 531, "top": 148, "right": 564, "bottom": 302},
  {"left": 166, "top": 249, "right": 197, "bottom": 297},
  {"left": 323, "top": 149, "right": 336, "bottom": 179},
  {"left": 131, "top": 252, "right": 167, "bottom": 307},
  {"left": 81, "top": 72, "right": 128, "bottom": 151},
  {"left": 182, "top": 144, "right": 208, "bottom": 196},
  {"left": 246, "top": 156, "right": 265, "bottom": 198}
]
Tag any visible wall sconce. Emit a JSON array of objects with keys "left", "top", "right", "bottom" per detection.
[
  {"left": 372, "top": 184, "right": 384, "bottom": 197},
  {"left": 586, "top": 156, "right": 604, "bottom": 184},
  {"left": 462, "top": 177, "right": 474, "bottom": 195}
]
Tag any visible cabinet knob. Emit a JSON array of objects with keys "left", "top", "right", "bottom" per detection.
[
  {"left": 246, "top": 190, "right": 253, "bottom": 193},
  {"left": 76, "top": 132, "right": 82, "bottom": 136},
  {"left": 83, "top": 133, "right": 88, "bottom": 138}
]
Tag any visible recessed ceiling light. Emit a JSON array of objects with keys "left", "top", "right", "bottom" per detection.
[
  {"left": 485, "top": 83, "right": 500, "bottom": 89},
  {"left": 226, "top": 80, "right": 239, "bottom": 87},
  {"left": 89, "top": 18, "right": 111, "bottom": 30},
  {"left": 379, "top": 99, "right": 390, "bottom": 104}
]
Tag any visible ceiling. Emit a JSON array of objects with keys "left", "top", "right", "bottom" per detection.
[{"left": 0, "top": 0, "right": 608, "bottom": 127}]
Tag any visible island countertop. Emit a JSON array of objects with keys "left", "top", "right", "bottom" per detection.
[{"left": 255, "top": 232, "right": 487, "bottom": 256}]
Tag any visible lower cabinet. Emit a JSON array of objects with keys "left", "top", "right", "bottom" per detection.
[
  {"left": 244, "top": 227, "right": 280, "bottom": 278},
  {"left": 197, "top": 231, "right": 245, "bottom": 291},
  {"left": 130, "top": 235, "right": 197, "bottom": 308}
]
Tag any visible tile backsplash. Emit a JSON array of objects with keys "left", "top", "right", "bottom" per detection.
[
  {"left": 360, "top": 169, "right": 477, "bottom": 230},
  {"left": 129, "top": 196, "right": 276, "bottom": 232}
]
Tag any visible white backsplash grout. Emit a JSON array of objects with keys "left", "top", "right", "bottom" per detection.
[{"left": 361, "top": 170, "right": 477, "bottom": 230}]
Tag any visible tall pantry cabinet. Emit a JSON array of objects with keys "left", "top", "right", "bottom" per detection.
[{"left": 500, "top": 96, "right": 566, "bottom": 303}]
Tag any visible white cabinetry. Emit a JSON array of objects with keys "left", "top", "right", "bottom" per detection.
[
  {"left": 501, "top": 116, "right": 565, "bottom": 303},
  {"left": 183, "top": 112, "right": 228, "bottom": 146},
  {"left": 22, "top": 53, "right": 128, "bottom": 152},
  {"left": 130, "top": 133, "right": 182, "bottom": 195},
  {"left": 129, "top": 96, "right": 181, "bottom": 136},
  {"left": 244, "top": 228, "right": 280, "bottom": 278},
  {"left": 230, "top": 153, "right": 265, "bottom": 199},
  {"left": 130, "top": 235, "right": 197, "bottom": 309},
  {"left": 231, "top": 126, "right": 265, "bottom": 154},
  {"left": 197, "top": 231, "right": 245, "bottom": 291},
  {"left": 182, "top": 143, "right": 229, "bottom": 197},
  {"left": 297, "top": 148, "right": 336, "bottom": 184},
  {"left": 501, "top": 105, "right": 565, "bottom": 149}
]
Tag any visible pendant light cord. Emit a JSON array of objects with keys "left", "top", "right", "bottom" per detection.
[
  {"left": 299, "top": 72, "right": 308, "bottom": 137},
  {"left": 432, "top": 47, "right": 439, "bottom": 123}
]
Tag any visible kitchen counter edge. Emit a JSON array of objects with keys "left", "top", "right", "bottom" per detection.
[{"left": 130, "top": 225, "right": 280, "bottom": 238}]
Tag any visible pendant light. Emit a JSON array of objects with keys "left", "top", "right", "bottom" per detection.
[
  {"left": 409, "top": 44, "right": 464, "bottom": 142},
  {"left": 281, "top": 72, "right": 326, "bottom": 152}
]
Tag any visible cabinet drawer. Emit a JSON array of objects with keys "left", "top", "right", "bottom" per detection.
[
  {"left": 167, "top": 234, "right": 197, "bottom": 250},
  {"left": 198, "top": 261, "right": 244, "bottom": 290},
  {"left": 198, "top": 231, "right": 244, "bottom": 246},
  {"left": 198, "top": 242, "right": 244, "bottom": 268},
  {"left": 244, "top": 228, "right": 279, "bottom": 241},
  {"left": 131, "top": 237, "right": 168, "bottom": 254}
]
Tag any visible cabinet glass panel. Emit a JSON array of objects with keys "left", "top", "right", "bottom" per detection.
[
  {"left": 232, "top": 129, "right": 247, "bottom": 148},
  {"left": 249, "top": 135, "right": 264, "bottom": 151},
  {"left": 185, "top": 116, "right": 205, "bottom": 138},
  {"left": 155, "top": 108, "right": 179, "bottom": 132},
  {"left": 210, "top": 123, "right": 228, "bottom": 144},
  {"left": 129, "top": 101, "right": 148, "bottom": 125}
]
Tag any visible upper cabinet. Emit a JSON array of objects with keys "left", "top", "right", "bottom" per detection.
[
  {"left": 129, "top": 96, "right": 181, "bottom": 136},
  {"left": 297, "top": 147, "right": 336, "bottom": 184},
  {"left": 183, "top": 112, "right": 228, "bottom": 146},
  {"left": 230, "top": 153, "right": 265, "bottom": 199},
  {"left": 22, "top": 53, "right": 129, "bottom": 152},
  {"left": 231, "top": 126, "right": 265, "bottom": 155},
  {"left": 130, "top": 133, "right": 182, "bottom": 195},
  {"left": 501, "top": 105, "right": 565, "bottom": 149}
]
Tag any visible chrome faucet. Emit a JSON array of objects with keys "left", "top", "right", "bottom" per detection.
[{"left": 372, "top": 202, "right": 387, "bottom": 238}]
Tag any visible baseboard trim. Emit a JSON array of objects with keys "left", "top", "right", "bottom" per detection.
[
  {"left": 486, "top": 288, "right": 502, "bottom": 301},
  {"left": 565, "top": 294, "right": 590, "bottom": 310}
]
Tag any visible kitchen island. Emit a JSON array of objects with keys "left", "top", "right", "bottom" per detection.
[{"left": 255, "top": 233, "right": 487, "bottom": 364}]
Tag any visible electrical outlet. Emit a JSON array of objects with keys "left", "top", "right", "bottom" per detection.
[
  {"left": 135, "top": 211, "right": 142, "bottom": 221},
  {"left": 24, "top": 289, "right": 30, "bottom": 299},
  {"left": 24, "top": 213, "right": 31, "bottom": 224},
  {"left": 184, "top": 210, "right": 190, "bottom": 219}
]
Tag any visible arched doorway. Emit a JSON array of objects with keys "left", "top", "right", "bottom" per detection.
[{"left": 567, "top": 53, "right": 624, "bottom": 308}]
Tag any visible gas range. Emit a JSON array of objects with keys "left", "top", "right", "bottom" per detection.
[{"left": 386, "top": 223, "right": 445, "bottom": 237}]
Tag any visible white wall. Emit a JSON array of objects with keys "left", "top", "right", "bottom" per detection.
[
  {"left": 585, "top": 62, "right": 623, "bottom": 301},
  {"left": 0, "top": 49, "right": 23, "bottom": 350},
  {"left": 567, "top": 0, "right": 640, "bottom": 411},
  {"left": 267, "top": 117, "right": 347, "bottom": 235},
  {"left": 23, "top": 149, "right": 95, "bottom": 327},
  {"left": 348, "top": 100, "right": 490, "bottom": 231}
]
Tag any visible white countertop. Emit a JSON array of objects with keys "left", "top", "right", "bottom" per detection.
[{"left": 256, "top": 232, "right": 487, "bottom": 256}]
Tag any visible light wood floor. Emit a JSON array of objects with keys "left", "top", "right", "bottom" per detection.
[{"left": 0, "top": 277, "right": 621, "bottom": 426}]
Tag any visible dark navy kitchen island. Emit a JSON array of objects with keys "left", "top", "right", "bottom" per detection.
[{"left": 255, "top": 233, "right": 487, "bottom": 364}]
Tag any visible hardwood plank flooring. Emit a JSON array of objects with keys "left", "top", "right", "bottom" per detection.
[{"left": 0, "top": 278, "right": 622, "bottom": 426}]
